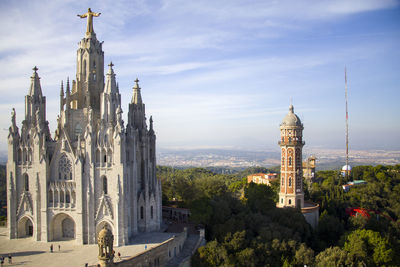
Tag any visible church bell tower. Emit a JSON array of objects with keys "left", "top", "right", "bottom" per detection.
[
  {"left": 278, "top": 104, "right": 304, "bottom": 208},
  {"left": 73, "top": 8, "right": 104, "bottom": 112}
]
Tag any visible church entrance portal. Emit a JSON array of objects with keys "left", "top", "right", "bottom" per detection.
[
  {"left": 50, "top": 213, "right": 76, "bottom": 241},
  {"left": 17, "top": 216, "right": 33, "bottom": 238}
]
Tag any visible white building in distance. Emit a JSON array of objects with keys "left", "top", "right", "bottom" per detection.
[{"left": 6, "top": 8, "right": 162, "bottom": 246}]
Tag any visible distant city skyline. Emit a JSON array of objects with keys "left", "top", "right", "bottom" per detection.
[{"left": 0, "top": 0, "right": 399, "bottom": 152}]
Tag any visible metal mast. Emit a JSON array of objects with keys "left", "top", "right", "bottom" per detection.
[{"left": 345, "top": 67, "right": 349, "bottom": 178}]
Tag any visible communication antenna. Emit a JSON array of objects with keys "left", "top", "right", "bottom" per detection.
[{"left": 345, "top": 67, "right": 349, "bottom": 178}]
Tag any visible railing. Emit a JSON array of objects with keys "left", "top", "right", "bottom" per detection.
[{"left": 278, "top": 141, "right": 305, "bottom": 145}]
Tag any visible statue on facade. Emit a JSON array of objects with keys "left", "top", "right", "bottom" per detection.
[
  {"left": 11, "top": 108, "right": 16, "bottom": 126},
  {"left": 77, "top": 8, "right": 101, "bottom": 34}
]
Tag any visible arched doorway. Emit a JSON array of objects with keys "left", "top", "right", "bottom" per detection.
[
  {"left": 50, "top": 213, "right": 75, "bottom": 241},
  {"left": 17, "top": 216, "right": 33, "bottom": 238},
  {"left": 62, "top": 217, "right": 75, "bottom": 238}
]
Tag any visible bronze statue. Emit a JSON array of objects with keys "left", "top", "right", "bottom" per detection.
[{"left": 77, "top": 8, "right": 101, "bottom": 34}]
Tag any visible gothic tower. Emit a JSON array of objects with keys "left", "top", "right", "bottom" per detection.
[{"left": 278, "top": 104, "right": 304, "bottom": 208}]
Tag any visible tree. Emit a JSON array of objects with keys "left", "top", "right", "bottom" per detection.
[
  {"left": 315, "top": 246, "right": 353, "bottom": 267},
  {"left": 316, "top": 210, "right": 344, "bottom": 248},
  {"left": 244, "top": 182, "right": 275, "bottom": 214},
  {"left": 344, "top": 229, "right": 394, "bottom": 266}
]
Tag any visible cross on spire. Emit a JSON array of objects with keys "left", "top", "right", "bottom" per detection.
[
  {"left": 33, "top": 66, "right": 38, "bottom": 72},
  {"left": 108, "top": 62, "right": 114, "bottom": 68}
]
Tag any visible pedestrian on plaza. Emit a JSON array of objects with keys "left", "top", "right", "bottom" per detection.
[
  {"left": 7, "top": 254, "right": 11, "bottom": 264},
  {"left": 117, "top": 252, "right": 121, "bottom": 260},
  {"left": 50, "top": 244, "right": 53, "bottom": 253},
  {"left": 0, "top": 257, "right": 4, "bottom": 267},
  {"left": 58, "top": 245, "right": 61, "bottom": 251},
  {"left": 85, "top": 263, "right": 88, "bottom": 267}
]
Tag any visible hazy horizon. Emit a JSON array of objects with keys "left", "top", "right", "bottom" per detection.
[{"left": 0, "top": 0, "right": 399, "bottom": 152}]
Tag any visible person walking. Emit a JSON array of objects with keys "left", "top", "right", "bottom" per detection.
[
  {"left": 7, "top": 254, "right": 11, "bottom": 264},
  {"left": 58, "top": 245, "right": 61, "bottom": 251},
  {"left": 0, "top": 256, "right": 4, "bottom": 267},
  {"left": 50, "top": 244, "right": 53, "bottom": 253}
]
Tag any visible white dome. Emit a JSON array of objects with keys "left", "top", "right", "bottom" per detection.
[
  {"left": 281, "top": 104, "right": 302, "bottom": 127},
  {"left": 342, "top": 165, "right": 352, "bottom": 171}
]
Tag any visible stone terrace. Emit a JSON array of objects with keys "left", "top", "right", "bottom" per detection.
[{"left": 0, "top": 227, "right": 174, "bottom": 267}]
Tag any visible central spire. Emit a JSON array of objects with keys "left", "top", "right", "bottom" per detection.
[{"left": 132, "top": 78, "right": 143, "bottom": 104}]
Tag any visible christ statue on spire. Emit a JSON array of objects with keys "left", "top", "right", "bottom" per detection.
[{"left": 77, "top": 8, "right": 101, "bottom": 34}]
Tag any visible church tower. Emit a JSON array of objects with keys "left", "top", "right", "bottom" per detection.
[
  {"left": 7, "top": 8, "right": 162, "bottom": 246},
  {"left": 278, "top": 104, "right": 304, "bottom": 208}
]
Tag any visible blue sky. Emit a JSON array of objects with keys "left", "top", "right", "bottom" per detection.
[{"left": 0, "top": 0, "right": 399, "bottom": 152}]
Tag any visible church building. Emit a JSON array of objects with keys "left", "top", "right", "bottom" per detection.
[{"left": 6, "top": 8, "right": 162, "bottom": 245}]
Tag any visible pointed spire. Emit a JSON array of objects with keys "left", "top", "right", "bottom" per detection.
[
  {"left": 149, "top": 115, "right": 154, "bottom": 134},
  {"left": 131, "top": 78, "right": 143, "bottom": 104},
  {"left": 107, "top": 62, "right": 114, "bottom": 74},
  {"left": 29, "top": 66, "right": 43, "bottom": 97},
  {"left": 104, "top": 62, "right": 117, "bottom": 94},
  {"left": 60, "top": 81, "right": 64, "bottom": 96},
  {"left": 66, "top": 77, "right": 71, "bottom": 110},
  {"left": 60, "top": 81, "right": 64, "bottom": 112},
  {"left": 66, "top": 77, "right": 71, "bottom": 94}
]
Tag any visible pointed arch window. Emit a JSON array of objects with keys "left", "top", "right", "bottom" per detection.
[
  {"left": 102, "top": 176, "right": 108, "bottom": 195},
  {"left": 289, "top": 157, "right": 292, "bottom": 166},
  {"left": 140, "top": 206, "right": 144, "bottom": 220},
  {"left": 83, "top": 59, "right": 87, "bottom": 79},
  {"left": 151, "top": 206, "right": 154, "bottom": 219},
  {"left": 66, "top": 191, "right": 71, "bottom": 203},
  {"left": 49, "top": 189, "right": 53, "bottom": 203},
  {"left": 24, "top": 174, "right": 29, "bottom": 191},
  {"left": 289, "top": 177, "right": 292, "bottom": 187},
  {"left": 18, "top": 148, "right": 22, "bottom": 164}
]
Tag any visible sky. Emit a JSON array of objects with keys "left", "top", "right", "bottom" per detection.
[{"left": 0, "top": 0, "right": 399, "bottom": 153}]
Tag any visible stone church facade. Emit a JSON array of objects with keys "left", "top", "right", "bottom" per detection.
[{"left": 6, "top": 9, "right": 162, "bottom": 246}]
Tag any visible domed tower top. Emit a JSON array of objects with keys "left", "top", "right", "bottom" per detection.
[{"left": 281, "top": 104, "right": 302, "bottom": 127}]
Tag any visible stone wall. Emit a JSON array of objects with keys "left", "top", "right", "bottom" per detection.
[
  {"left": 113, "top": 229, "right": 187, "bottom": 267},
  {"left": 301, "top": 201, "right": 319, "bottom": 229}
]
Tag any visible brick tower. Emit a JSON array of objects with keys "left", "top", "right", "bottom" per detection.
[{"left": 277, "top": 104, "right": 304, "bottom": 208}]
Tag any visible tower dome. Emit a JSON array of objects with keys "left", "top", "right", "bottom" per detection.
[
  {"left": 342, "top": 165, "right": 352, "bottom": 171},
  {"left": 281, "top": 104, "right": 302, "bottom": 127}
]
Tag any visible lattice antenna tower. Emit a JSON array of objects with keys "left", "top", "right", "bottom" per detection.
[{"left": 345, "top": 67, "right": 349, "bottom": 178}]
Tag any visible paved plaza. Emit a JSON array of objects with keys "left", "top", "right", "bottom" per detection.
[{"left": 0, "top": 227, "right": 174, "bottom": 267}]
